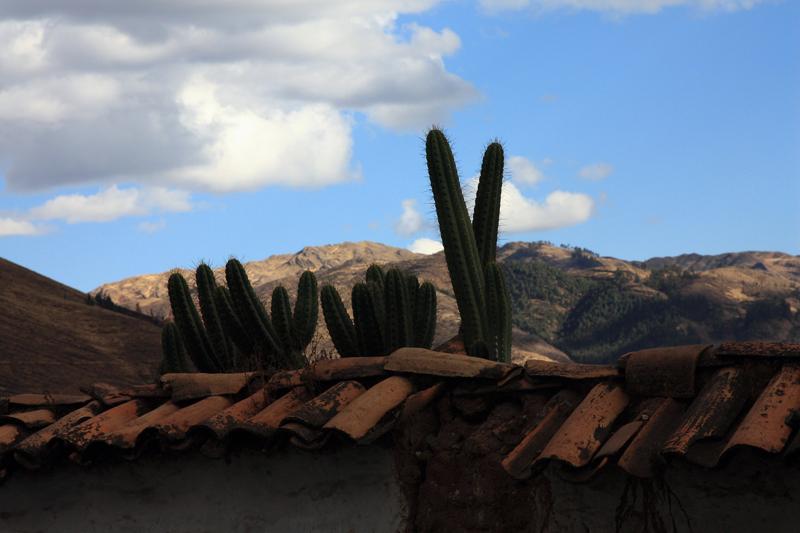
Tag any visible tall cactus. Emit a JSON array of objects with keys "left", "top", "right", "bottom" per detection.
[
  {"left": 473, "top": 142, "right": 504, "bottom": 268},
  {"left": 426, "top": 129, "right": 488, "bottom": 355},
  {"left": 271, "top": 285, "right": 305, "bottom": 368},
  {"left": 167, "top": 272, "right": 220, "bottom": 372},
  {"left": 366, "top": 264, "right": 386, "bottom": 289},
  {"left": 426, "top": 129, "right": 512, "bottom": 361},
  {"left": 352, "top": 282, "right": 384, "bottom": 356},
  {"left": 159, "top": 321, "right": 193, "bottom": 374},
  {"left": 196, "top": 264, "right": 231, "bottom": 368},
  {"left": 385, "top": 268, "right": 413, "bottom": 353}
]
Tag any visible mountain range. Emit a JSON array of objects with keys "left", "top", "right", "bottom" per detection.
[{"left": 93, "top": 240, "right": 800, "bottom": 364}]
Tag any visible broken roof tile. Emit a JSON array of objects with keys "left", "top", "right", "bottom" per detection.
[
  {"left": 722, "top": 364, "right": 800, "bottom": 455},
  {"left": 385, "top": 347, "right": 513, "bottom": 379},
  {"left": 623, "top": 344, "right": 710, "bottom": 398},
  {"left": 536, "top": 383, "right": 629, "bottom": 468},
  {"left": 325, "top": 376, "right": 415, "bottom": 442},
  {"left": 401, "top": 382, "right": 446, "bottom": 422},
  {"left": 0, "top": 425, "right": 23, "bottom": 451}
]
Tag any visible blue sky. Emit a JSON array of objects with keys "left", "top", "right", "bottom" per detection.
[{"left": 0, "top": 0, "right": 797, "bottom": 291}]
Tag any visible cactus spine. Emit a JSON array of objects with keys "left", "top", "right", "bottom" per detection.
[
  {"left": 426, "top": 129, "right": 512, "bottom": 361},
  {"left": 167, "top": 272, "right": 220, "bottom": 372}
]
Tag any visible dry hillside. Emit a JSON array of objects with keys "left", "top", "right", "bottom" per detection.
[{"left": 0, "top": 258, "right": 162, "bottom": 394}]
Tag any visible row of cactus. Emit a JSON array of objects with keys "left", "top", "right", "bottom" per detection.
[
  {"left": 320, "top": 265, "right": 437, "bottom": 357},
  {"left": 160, "top": 260, "right": 318, "bottom": 373},
  {"left": 425, "top": 129, "right": 512, "bottom": 362}
]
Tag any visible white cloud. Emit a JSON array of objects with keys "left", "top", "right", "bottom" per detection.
[
  {"left": 478, "top": 0, "right": 765, "bottom": 13},
  {"left": 0, "top": 2, "right": 475, "bottom": 194},
  {"left": 465, "top": 177, "right": 594, "bottom": 232},
  {"left": 29, "top": 186, "right": 192, "bottom": 223},
  {"left": 579, "top": 162, "right": 614, "bottom": 181},
  {"left": 407, "top": 238, "right": 444, "bottom": 254},
  {"left": 508, "top": 155, "right": 545, "bottom": 185},
  {"left": 0, "top": 217, "right": 42, "bottom": 237},
  {"left": 138, "top": 219, "right": 167, "bottom": 234},
  {"left": 395, "top": 199, "right": 426, "bottom": 236}
]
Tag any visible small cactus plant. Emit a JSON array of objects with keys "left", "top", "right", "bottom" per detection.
[
  {"left": 425, "top": 129, "right": 512, "bottom": 362},
  {"left": 321, "top": 264, "right": 437, "bottom": 357}
]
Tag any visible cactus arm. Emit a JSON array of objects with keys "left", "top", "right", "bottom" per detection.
[
  {"left": 384, "top": 269, "right": 413, "bottom": 353},
  {"left": 195, "top": 264, "right": 229, "bottom": 369},
  {"left": 484, "top": 262, "right": 512, "bottom": 363},
  {"left": 160, "top": 321, "right": 193, "bottom": 373},
  {"left": 413, "top": 282, "right": 437, "bottom": 349},
  {"left": 473, "top": 142, "right": 504, "bottom": 268},
  {"left": 214, "top": 286, "right": 253, "bottom": 354},
  {"left": 320, "top": 284, "right": 359, "bottom": 357},
  {"left": 225, "top": 259, "right": 282, "bottom": 367},
  {"left": 167, "top": 273, "right": 219, "bottom": 372},
  {"left": 426, "top": 129, "right": 488, "bottom": 354},
  {"left": 271, "top": 285, "right": 297, "bottom": 364},
  {"left": 366, "top": 264, "right": 386, "bottom": 290},
  {"left": 352, "top": 282, "right": 385, "bottom": 356},
  {"left": 292, "top": 270, "right": 318, "bottom": 351}
]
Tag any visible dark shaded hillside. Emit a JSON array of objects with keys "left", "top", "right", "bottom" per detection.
[{"left": 0, "top": 258, "right": 162, "bottom": 394}]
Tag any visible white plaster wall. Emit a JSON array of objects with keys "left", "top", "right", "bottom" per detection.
[{"left": 0, "top": 446, "right": 407, "bottom": 533}]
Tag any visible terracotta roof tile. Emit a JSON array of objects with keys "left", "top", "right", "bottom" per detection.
[
  {"left": 325, "top": 376, "right": 415, "bottom": 442},
  {"left": 536, "top": 383, "right": 630, "bottom": 468},
  {"left": 2, "top": 340, "right": 799, "bottom": 483}
]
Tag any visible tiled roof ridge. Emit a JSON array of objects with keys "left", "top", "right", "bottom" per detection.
[{"left": 1, "top": 341, "right": 799, "bottom": 483}]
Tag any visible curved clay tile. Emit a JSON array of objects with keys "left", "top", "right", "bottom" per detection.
[
  {"left": 617, "top": 398, "right": 685, "bottom": 478},
  {"left": 102, "top": 401, "right": 181, "bottom": 449},
  {"left": 623, "top": 345, "right": 710, "bottom": 398},
  {"left": 716, "top": 341, "right": 800, "bottom": 358},
  {"left": 60, "top": 399, "right": 148, "bottom": 450},
  {"left": 324, "top": 376, "right": 415, "bottom": 442},
  {"left": 400, "top": 382, "right": 445, "bottom": 422},
  {"left": 501, "top": 389, "right": 583, "bottom": 480},
  {"left": 524, "top": 360, "right": 621, "bottom": 381},
  {"left": 268, "top": 370, "right": 305, "bottom": 390},
  {"left": 8, "top": 393, "right": 91, "bottom": 407},
  {"left": 282, "top": 381, "right": 366, "bottom": 429},
  {"left": 535, "top": 382, "right": 629, "bottom": 468},
  {"left": 722, "top": 364, "right": 800, "bottom": 455},
  {"left": 13, "top": 401, "right": 102, "bottom": 467},
  {"left": 385, "top": 348, "right": 513, "bottom": 379},
  {"left": 0, "top": 424, "right": 23, "bottom": 452},
  {"left": 196, "top": 389, "right": 269, "bottom": 439},
  {"left": 662, "top": 366, "right": 750, "bottom": 456},
  {"left": 152, "top": 396, "right": 233, "bottom": 441},
  {"left": 0, "top": 409, "right": 56, "bottom": 429},
  {"left": 308, "top": 357, "right": 388, "bottom": 381},
  {"left": 238, "top": 387, "right": 311, "bottom": 437}
]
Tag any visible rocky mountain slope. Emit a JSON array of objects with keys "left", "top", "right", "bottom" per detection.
[
  {"left": 0, "top": 258, "right": 162, "bottom": 394},
  {"left": 94, "top": 241, "right": 800, "bottom": 364}
]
